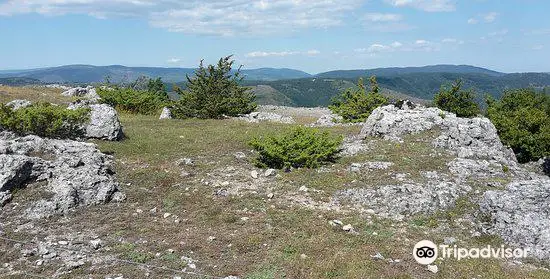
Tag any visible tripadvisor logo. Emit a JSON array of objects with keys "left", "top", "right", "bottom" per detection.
[{"left": 413, "top": 240, "right": 530, "bottom": 265}]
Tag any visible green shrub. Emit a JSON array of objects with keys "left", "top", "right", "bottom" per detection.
[
  {"left": 329, "top": 76, "right": 388, "bottom": 123},
  {"left": 0, "top": 102, "right": 89, "bottom": 139},
  {"left": 433, "top": 79, "right": 480, "bottom": 118},
  {"left": 98, "top": 87, "right": 168, "bottom": 115},
  {"left": 486, "top": 88, "right": 550, "bottom": 163},
  {"left": 249, "top": 127, "right": 343, "bottom": 170},
  {"left": 171, "top": 56, "right": 256, "bottom": 119}
]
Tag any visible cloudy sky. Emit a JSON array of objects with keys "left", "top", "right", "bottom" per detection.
[{"left": 0, "top": 0, "right": 548, "bottom": 73}]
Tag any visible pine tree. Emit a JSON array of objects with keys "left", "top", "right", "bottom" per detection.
[{"left": 171, "top": 56, "right": 257, "bottom": 119}]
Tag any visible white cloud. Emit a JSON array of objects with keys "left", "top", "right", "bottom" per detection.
[
  {"left": 245, "top": 51, "right": 299, "bottom": 58},
  {"left": 483, "top": 12, "right": 498, "bottom": 23},
  {"left": 0, "top": 0, "right": 364, "bottom": 36},
  {"left": 363, "top": 13, "right": 403, "bottom": 22},
  {"left": 441, "top": 38, "right": 464, "bottom": 44},
  {"left": 384, "top": 0, "right": 455, "bottom": 12},
  {"left": 355, "top": 40, "right": 441, "bottom": 54},
  {"left": 489, "top": 29, "right": 508, "bottom": 37},
  {"left": 167, "top": 58, "right": 181, "bottom": 63},
  {"left": 245, "top": 50, "right": 320, "bottom": 58},
  {"left": 306, "top": 50, "right": 321, "bottom": 55},
  {"left": 468, "top": 12, "right": 498, "bottom": 25},
  {"left": 532, "top": 45, "right": 544, "bottom": 50}
]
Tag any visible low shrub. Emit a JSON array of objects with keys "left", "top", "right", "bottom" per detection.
[
  {"left": 486, "top": 88, "right": 550, "bottom": 163},
  {"left": 0, "top": 102, "right": 90, "bottom": 139},
  {"left": 97, "top": 87, "right": 168, "bottom": 115},
  {"left": 249, "top": 126, "right": 343, "bottom": 170},
  {"left": 171, "top": 56, "right": 257, "bottom": 119},
  {"left": 433, "top": 79, "right": 480, "bottom": 118},
  {"left": 329, "top": 76, "right": 388, "bottom": 123}
]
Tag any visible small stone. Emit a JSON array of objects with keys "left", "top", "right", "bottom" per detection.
[
  {"left": 221, "top": 181, "right": 230, "bottom": 186},
  {"left": 264, "top": 169, "right": 277, "bottom": 177},
  {"left": 250, "top": 170, "right": 259, "bottom": 179},
  {"left": 444, "top": 237, "right": 457, "bottom": 245},
  {"left": 21, "top": 249, "right": 35, "bottom": 257},
  {"left": 208, "top": 236, "right": 216, "bottom": 242},
  {"left": 136, "top": 209, "right": 143, "bottom": 213},
  {"left": 43, "top": 252, "right": 57, "bottom": 259},
  {"left": 370, "top": 252, "right": 385, "bottom": 260},
  {"left": 342, "top": 224, "right": 354, "bottom": 232},
  {"left": 234, "top": 152, "right": 246, "bottom": 159},
  {"left": 58, "top": 241, "right": 69, "bottom": 245},
  {"left": 167, "top": 249, "right": 175, "bottom": 254},
  {"left": 299, "top": 186, "right": 309, "bottom": 192},
  {"left": 36, "top": 260, "right": 43, "bottom": 266},
  {"left": 163, "top": 213, "right": 172, "bottom": 219},
  {"left": 240, "top": 217, "right": 250, "bottom": 221},
  {"left": 65, "top": 260, "right": 85, "bottom": 269},
  {"left": 188, "top": 263, "right": 197, "bottom": 269},
  {"left": 267, "top": 193, "right": 274, "bottom": 199},
  {"left": 330, "top": 220, "right": 343, "bottom": 226},
  {"left": 300, "top": 254, "right": 308, "bottom": 259},
  {"left": 349, "top": 163, "right": 362, "bottom": 172},
  {"left": 427, "top": 264, "right": 438, "bottom": 273},
  {"left": 90, "top": 239, "right": 102, "bottom": 250},
  {"left": 150, "top": 207, "right": 157, "bottom": 213}
]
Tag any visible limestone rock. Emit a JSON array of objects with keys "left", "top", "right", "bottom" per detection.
[
  {"left": 62, "top": 86, "right": 100, "bottom": 100},
  {"left": 6, "top": 99, "right": 32, "bottom": 110},
  {"left": 0, "top": 132, "right": 124, "bottom": 218},
  {"left": 336, "top": 181, "right": 472, "bottom": 220},
  {"left": 360, "top": 104, "right": 516, "bottom": 165},
  {"left": 237, "top": 112, "right": 295, "bottom": 124},
  {"left": 159, "top": 107, "right": 172, "bottom": 120},
  {"left": 85, "top": 104, "right": 123, "bottom": 141},
  {"left": 479, "top": 178, "right": 550, "bottom": 260}
]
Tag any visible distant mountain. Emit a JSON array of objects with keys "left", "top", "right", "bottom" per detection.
[
  {"left": 316, "top": 65, "right": 505, "bottom": 79},
  {"left": 0, "top": 77, "right": 42, "bottom": 86},
  {"left": 0, "top": 65, "right": 311, "bottom": 83}
]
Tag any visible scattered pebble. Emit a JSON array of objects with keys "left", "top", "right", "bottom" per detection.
[
  {"left": 342, "top": 224, "right": 354, "bottom": 232},
  {"left": 251, "top": 170, "right": 259, "bottom": 179},
  {"left": 264, "top": 169, "right": 277, "bottom": 177},
  {"left": 370, "top": 252, "right": 385, "bottom": 260},
  {"left": 163, "top": 213, "right": 172, "bottom": 219},
  {"left": 427, "top": 264, "right": 438, "bottom": 273}
]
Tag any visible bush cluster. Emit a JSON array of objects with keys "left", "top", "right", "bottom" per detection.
[
  {"left": 486, "top": 88, "right": 550, "bottom": 163},
  {"left": 329, "top": 76, "right": 388, "bottom": 123},
  {"left": 171, "top": 56, "right": 257, "bottom": 119},
  {"left": 249, "top": 126, "right": 343, "bottom": 170},
  {"left": 0, "top": 102, "right": 90, "bottom": 139},
  {"left": 98, "top": 87, "right": 169, "bottom": 115},
  {"left": 433, "top": 79, "right": 480, "bottom": 118}
]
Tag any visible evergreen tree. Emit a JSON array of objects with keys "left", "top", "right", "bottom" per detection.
[{"left": 171, "top": 56, "right": 257, "bottom": 119}]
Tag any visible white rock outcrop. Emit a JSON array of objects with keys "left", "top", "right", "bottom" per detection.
[{"left": 0, "top": 131, "right": 125, "bottom": 218}]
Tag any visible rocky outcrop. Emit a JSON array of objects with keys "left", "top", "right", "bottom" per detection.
[
  {"left": 360, "top": 104, "right": 517, "bottom": 165},
  {"left": 62, "top": 86, "right": 100, "bottom": 100},
  {"left": 159, "top": 107, "right": 172, "bottom": 119},
  {"left": 0, "top": 132, "right": 124, "bottom": 218},
  {"left": 85, "top": 104, "right": 123, "bottom": 141},
  {"left": 6, "top": 99, "right": 32, "bottom": 110},
  {"left": 237, "top": 112, "right": 295, "bottom": 124},
  {"left": 480, "top": 178, "right": 550, "bottom": 260},
  {"left": 336, "top": 181, "right": 472, "bottom": 221}
]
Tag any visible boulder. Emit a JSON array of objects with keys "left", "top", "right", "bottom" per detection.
[
  {"left": 62, "top": 86, "right": 100, "bottom": 100},
  {"left": 6, "top": 99, "right": 32, "bottom": 110},
  {"left": 85, "top": 104, "right": 123, "bottom": 140},
  {"left": 159, "top": 107, "right": 172, "bottom": 120},
  {"left": 237, "top": 112, "right": 295, "bottom": 124},
  {"left": 360, "top": 104, "right": 516, "bottom": 165},
  {"left": 0, "top": 132, "right": 124, "bottom": 217},
  {"left": 479, "top": 178, "right": 550, "bottom": 260}
]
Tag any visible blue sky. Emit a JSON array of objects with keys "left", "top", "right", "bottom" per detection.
[{"left": 0, "top": 0, "right": 548, "bottom": 74}]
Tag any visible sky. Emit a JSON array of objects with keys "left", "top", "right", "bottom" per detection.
[{"left": 0, "top": 0, "right": 549, "bottom": 74}]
